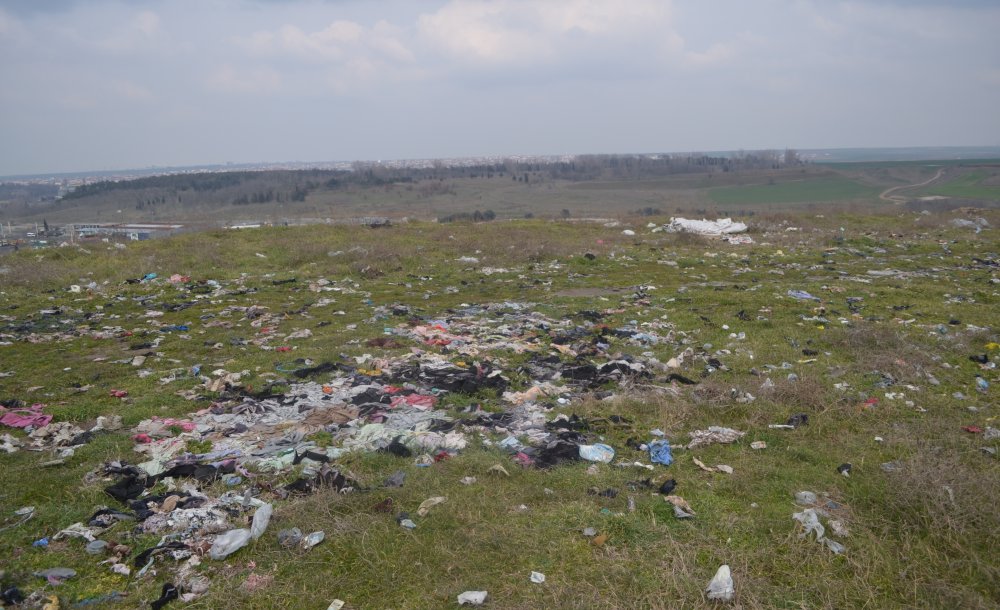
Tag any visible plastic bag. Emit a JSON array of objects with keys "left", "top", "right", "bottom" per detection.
[
  {"left": 457, "top": 591, "right": 488, "bottom": 606},
  {"left": 705, "top": 564, "right": 735, "bottom": 601},
  {"left": 792, "top": 508, "right": 825, "bottom": 540},
  {"left": 209, "top": 529, "right": 252, "bottom": 560},
  {"left": 250, "top": 504, "right": 272, "bottom": 540},
  {"left": 648, "top": 440, "right": 673, "bottom": 465},
  {"left": 579, "top": 443, "right": 615, "bottom": 463}
]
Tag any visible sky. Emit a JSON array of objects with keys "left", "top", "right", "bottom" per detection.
[{"left": 0, "top": 0, "right": 998, "bottom": 175}]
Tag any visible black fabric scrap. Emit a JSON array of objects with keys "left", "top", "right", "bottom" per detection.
[
  {"left": 1, "top": 586, "right": 25, "bottom": 605},
  {"left": 150, "top": 583, "right": 178, "bottom": 610},
  {"left": 382, "top": 436, "right": 412, "bottom": 458},
  {"left": 292, "top": 361, "right": 337, "bottom": 379},
  {"left": 105, "top": 476, "right": 146, "bottom": 503},
  {"left": 786, "top": 413, "right": 809, "bottom": 428},
  {"left": 133, "top": 542, "right": 189, "bottom": 569},
  {"left": 665, "top": 373, "right": 698, "bottom": 385}
]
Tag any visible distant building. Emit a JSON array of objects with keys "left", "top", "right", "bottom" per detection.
[{"left": 71, "top": 223, "right": 183, "bottom": 240}]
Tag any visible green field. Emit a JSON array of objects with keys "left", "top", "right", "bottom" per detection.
[
  {"left": 924, "top": 170, "right": 1000, "bottom": 200},
  {"left": 0, "top": 211, "right": 998, "bottom": 608},
  {"left": 708, "top": 176, "right": 879, "bottom": 205}
]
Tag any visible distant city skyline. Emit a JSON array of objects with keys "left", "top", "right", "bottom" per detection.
[{"left": 1, "top": 0, "right": 998, "bottom": 176}]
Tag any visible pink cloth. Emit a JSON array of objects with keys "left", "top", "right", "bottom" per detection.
[
  {"left": 389, "top": 394, "right": 437, "bottom": 410},
  {"left": 0, "top": 403, "right": 52, "bottom": 428}
]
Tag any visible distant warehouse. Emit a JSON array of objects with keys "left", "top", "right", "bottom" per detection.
[{"left": 72, "top": 223, "right": 184, "bottom": 241}]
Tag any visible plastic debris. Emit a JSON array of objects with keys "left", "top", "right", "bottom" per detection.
[
  {"left": 303, "top": 531, "right": 326, "bottom": 550},
  {"left": 530, "top": 571, "right": 546, "bottom": 584},
  {"left": 265, "top": 524, "right": 296, "bottom": 547},
  {"left": 579, "top": 443, "right": 615, "bottom": 463},
  {"left": 795, "top": 491, "right": 818, "bottom": 505},
  {"left": 417, "top": 496, "right": 447, "bottom": 517},
  {"left": 209, "top": 528, "right": 252, "bottom": 560},
  {"left": 457, "top": 591, "right": 488, "bottom": 606},
  {"left": 793, "top": 508, "right": 825, "bottom": 539},
  {"left": 687, "top": 427, "right": 746, "bottom": 449},
  {"left": 661, "top": 217, "right": 748, "bottom": 235},
  {"left": 250, "top": 503, "right": 273, "bottom": 540},
  {"left": 793, "top": 507, "right": 845, "bottom": 554},
  {"left": 648, "top": 439, "right": 673, "bottom": 465},
  {"left": 705, "top": 564, "right": 735, "bottom": 601},
  {"left": 34, "top": 567, "right": 76, "bottom": 584}
]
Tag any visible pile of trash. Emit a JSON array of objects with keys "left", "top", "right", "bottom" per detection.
[
  {"left": 7, "top": 297, "right": 736, "bottom": 604},
  {"left": 656, "top": 217, "right": 749, "bottom": 236}
]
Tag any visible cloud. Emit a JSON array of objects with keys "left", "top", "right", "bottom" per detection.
[
  {"left": 0, "top": 7, "right": 28, "bottom": 42},
  {"left": 207, "top": 64, "right": 282, "bottom": 93},
  {"left": 113, "top": 80, "right": 155, "bottom": 101},
  {"left": 416, "top": 0, "right": 672, "bottom": 64},
  {"left": 682, "top": 42, "right": 735, "bottom": 67},
  {"left": 1, "top": 0, "right": 998, "bottom": 175},
  {"left": 238, "top": 18, "right": 414, "bottom": 64},
  {"left": 95, "top": 10, "right": 162, "bottom": 52}
]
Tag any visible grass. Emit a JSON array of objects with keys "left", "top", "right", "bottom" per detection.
[
  {"left": 708, "top": 176, "right": 880, "bottom": 205},
  {"left": 0, "top": 210, "right": 999, "bottom": 608},
  {"left": 922, "top": 170, "right": 1000, "bottom": 201}
]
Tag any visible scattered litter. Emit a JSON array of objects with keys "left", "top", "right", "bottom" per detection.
[
  {"left": 705, "top": 564, "right": 735, "bottom": 601},
  {"left": 792, "top": 507, "right": 846, "bottom": 554},
  {"left": 150, "top": 583, "right": 178, "bottom": 610},
  {"left": 665, "top": 495, "right": 696, "bottom": 517},
  {"left": 687, "top": 427, "right": 745, "bottom": 449},
  {"left": 795, "top": 491, "right": 818, "bottom": 506},
  {"left": 692, "top": 457, "right": 734, "bottom": 475},
  {"left": 302, "top": 531, "right": 325, "bottom": 550},
  {"left": 278, "top": 528, "right": 303, "bottom": 548},
  {"left": 579, "top": 443, "right": 615, "bottom": 463},
  {"left": 648, "top": 439, "right": 673, "bottom": 465},
  {"left": 34, "top": 568, "right": 76, "bottom": 585},
  {"left": 417, "top": 496, "right": 447, "bottom": 517},
  {"left": 787, "top": 290, "right": 821, "bottom": 301},
  {"left": 457, "top": 590, "right": 488, "bottom": 606},
  {"left": 661, "top": 217, "right": 748, "bottom": 235},
  {"left": 209, "top": 528, "right": 252, "bottom": 560}
]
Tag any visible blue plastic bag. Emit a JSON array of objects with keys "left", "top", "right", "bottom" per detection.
[{"left": 649, "top": 439, "right": 673, "bottom": 465}]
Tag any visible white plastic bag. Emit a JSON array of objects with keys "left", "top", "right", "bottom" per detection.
[
  {"left": 705, "top": 564, "right": 735, "bottom": 601},
  {"left": 457, "top": 591, "right": 488, "bottom": 606},
  {"left": 209, "top": 528, "right": 252, "bottom": 560},
  {"left": 250, "top": 504, "right": 272, "bottom": 540}
]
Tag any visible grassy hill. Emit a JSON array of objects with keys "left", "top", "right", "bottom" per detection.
[{"left": 0, "top": 208, "right": 998, "bottom": 608}]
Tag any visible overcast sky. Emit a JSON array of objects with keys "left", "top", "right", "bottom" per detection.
[{"left": 1, "top": 0, "right": 998, "bottom": 175}]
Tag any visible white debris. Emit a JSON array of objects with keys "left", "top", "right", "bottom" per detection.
[
  {"left": 705, "top": 564, "right": 735, "bottom": 601},
  {"left": 661, "top": 217, "right": 748, "bottom": 236}
]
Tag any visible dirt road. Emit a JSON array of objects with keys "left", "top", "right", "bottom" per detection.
[{"left": 879, "top": 168, "right": 945, "bottom": 203}]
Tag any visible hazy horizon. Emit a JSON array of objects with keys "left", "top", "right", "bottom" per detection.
[{"left": 2, "top": 0, "right": 998, "bottom": 176}]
